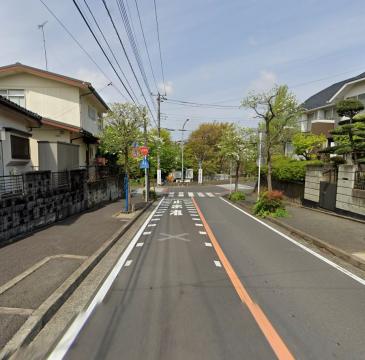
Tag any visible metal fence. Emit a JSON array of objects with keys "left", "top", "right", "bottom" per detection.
[
  {"left": 52, "top": 171, "right": 70, "bottom": 189},
  {"left": 355, "top": 171, "right": 365, "bottom": 190},
  {"left": 0, "top": 175, "right": 24, "bottom": 198}
]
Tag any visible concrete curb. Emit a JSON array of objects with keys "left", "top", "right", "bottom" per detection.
[
  {"left": 224, "top": 197, "right": 365, "bottom": 272},
  {"left": 0, "top": 202, "right": 152, "bottom": 360}
]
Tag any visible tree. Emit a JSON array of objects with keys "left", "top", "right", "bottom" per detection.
[
  {"left": 99, "top": 103, "right": 145, "bottom": 211},
  {"left": 323, "top": 99, "right": 365, "bottom": 163},
  {"left": 147, "top": 128, "right": 180, "bottom": 179},
  {"left": 292, "top": 132, "right": 326, "bottom": 160},
  {"left": 184, "top": 122, "right": 230, "bottom": 175},
  {"left": 242, "top": 85, "right": 302, "bottom": 191},
  {"left": 219, "top": 124, "right": 257, "bottom": 192}
]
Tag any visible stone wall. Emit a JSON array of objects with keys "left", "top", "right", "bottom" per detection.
[
  {"left": 336, "top": 165, "right": 365, "bottom": 216},
  {"left": 304, "top": 166, "right": 323, "bottom": 203},
  {"left": 0, "top": 170, "right": 123, "bottom": 245}
]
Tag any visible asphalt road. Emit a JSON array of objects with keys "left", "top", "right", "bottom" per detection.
[{"left": 53, "top": 185, "right": 365, "bottom": 360}]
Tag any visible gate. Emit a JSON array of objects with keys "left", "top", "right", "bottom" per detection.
[{"left": 319, "top": 168, "right": 337, "bottom": 211}]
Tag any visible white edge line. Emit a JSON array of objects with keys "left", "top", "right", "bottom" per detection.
[
  {"left": 220, "top": 197, "right": 365, "bottom": 286},
  {"left": 48, "top": 198, "right": 165, "bottom": 360}
]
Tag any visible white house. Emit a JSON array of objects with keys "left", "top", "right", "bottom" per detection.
[
  {"left": 300, "top": 71, "right": 365, "bottom": 141},
  {"left": 0, "top": 63, "right": 109, "bottom": 171},
  {"left": 0, "top": 95, "right": 41, "bottom": 176}
]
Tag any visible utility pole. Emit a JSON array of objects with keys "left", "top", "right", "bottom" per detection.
[
  {"left": 38, "top": 21, "right": 48, "bottom": 70},
  {"left": 257, "top": 130, "right": 263, "bottom": 200},
  {"left": 156, "top": 93, "right": 162, "bottom": 185},
  {"left": 143, "top": 111, "right": 149, "bottom": 202},
  {"left": 181, "top": 118, "right": 190, "bottom": 183}
]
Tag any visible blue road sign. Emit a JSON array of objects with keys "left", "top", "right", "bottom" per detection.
[{"left": 140, "top": 156, "right": 149, "bottom": 169}]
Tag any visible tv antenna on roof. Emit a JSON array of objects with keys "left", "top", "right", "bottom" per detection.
[{"left": 38, "top": 21, "right": 48, "bottom": 70}]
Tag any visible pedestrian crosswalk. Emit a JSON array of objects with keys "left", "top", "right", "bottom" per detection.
[{"left": 167, "top": 191, "right": 220, "bottom": 198}]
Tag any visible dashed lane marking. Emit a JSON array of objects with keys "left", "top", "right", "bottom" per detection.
[
  {"left": 136, "top": 243, "right": 144, "bottom": 247},
  {"left": 147, "top": 224, "right": 157, "bottom": 227},
  {"left": 125, "top": 260, "right": 133, "bottom": 267},
  {"left": 214, "top": 260, "right": 222, "bottom": 267},
  {"left": 199, "top": 231, "right": 207, "bottom": 235},
  {"left": 143, "top": 231, "right": 152, "bottom": 235},
  {"left": 205, "top": 242, "right": 212, "bottom": 247},
  {"left": 195, "top": 223, "right": 203, "bottom": 227}
]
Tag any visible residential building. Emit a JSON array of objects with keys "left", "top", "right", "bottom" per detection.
[
  {"left": 0, "top": 63, "right": 109, "bottom": 171},
  {"left": 301, "top": 72, "right": 365, "bottom": 141},
  {"left": 0, "top": 95, "right": 41, "bottom": 175}
]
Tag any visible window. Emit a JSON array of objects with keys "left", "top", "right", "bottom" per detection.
[
  {"left": 324, "top": 108, "right": 333, "bottom": 120},
  {"left": 308, "top": 112, "right": 315, "bottom": 121},
  {"left": 0, "top": 89, "right": 25, "bottom": 107},
  {"left": 11, "top": 135, "right": 30, "bottom": 160},
  {"left": 88, "top": 106, "right": 97, "bottom": 121}
]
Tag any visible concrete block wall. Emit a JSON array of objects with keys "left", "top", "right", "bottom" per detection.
[
  {"left": 0, "top": 170, "right": 123, "bottom": 244},
  {"left": 336, "top": 165, "right": 365, "bottom": 216},
  {"left": 304, "top": 166, "right": 323, "bottom": 203}
]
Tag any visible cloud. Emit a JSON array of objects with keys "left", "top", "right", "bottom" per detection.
[
  {"left": 159, "top": 80, "right": 174, "bottom": 95},
  {"left": 250, "top": 70, "right": 277, "bottom": 91}
]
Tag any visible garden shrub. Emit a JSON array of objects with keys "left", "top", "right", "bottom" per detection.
[
  {"left": 264, "top": 156, "right": 323, "bottom": 182},
  {"left": 253, "top": 190, "right": 287, "bottom": 217},
  {"left": 143, "top": 189, "right": 157, "bottom": 200},
  {"left": 228, "top": 191, "right": 246, "bottom": 202}
]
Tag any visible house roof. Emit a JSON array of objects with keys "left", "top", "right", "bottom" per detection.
[
  {"left": 0, "top": 95, "right": 41, "bottom": 124},
  {"left": 303, "top": 72, "right": 365, "bottom": 111},
  {"left": 0, "top": 63, "right": 109, "bottom": 111}
]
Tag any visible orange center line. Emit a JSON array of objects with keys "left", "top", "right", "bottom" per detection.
[{"left": 192, "top": 198, "right": 295, "bottom": 360}]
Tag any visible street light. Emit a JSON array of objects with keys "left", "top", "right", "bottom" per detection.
[
  {"left": 181, "top": 118, "right": 190, "bottom": 182},
  {"left": 257, "top": 130, "right": 263, "bottom": 200}
]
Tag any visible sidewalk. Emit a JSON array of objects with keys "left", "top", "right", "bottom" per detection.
[
  {"left": 239, "top": 194, "right": 365, "bottom": 269},
  {"left": 0, "top": 198, "right": 145, "bottom": 349}
]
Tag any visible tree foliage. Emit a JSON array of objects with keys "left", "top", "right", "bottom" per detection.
[
  {"left": 241, "top": 85, "right": 302, "bottom": 191},
  {"left": 322, "top": 99, "right": 365, "bottom": 163},
  {"left": 292, "top": 132, "right": 326, "bottom": 160}
]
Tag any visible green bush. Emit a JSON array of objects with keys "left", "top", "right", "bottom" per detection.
[
  {"left": 253, "top": 190, "right": 287, "bottom": 217},
  {"left": 263, "top": 156, "right": 323, "bottom": 182},
  {"left": 143, "top": 189, "right": 157, "bottom": 200},
  {"left": 228, "top": 191, "right": 246, "bottom": 202}
]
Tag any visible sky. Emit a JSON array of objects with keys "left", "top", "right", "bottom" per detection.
[{"left": 1, "top": 0, "right": 365, "bottom": 139}]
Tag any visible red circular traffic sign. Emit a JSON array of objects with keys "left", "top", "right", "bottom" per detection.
[{"left": 139, "top": 146, "right": 149, "bottom": 156}]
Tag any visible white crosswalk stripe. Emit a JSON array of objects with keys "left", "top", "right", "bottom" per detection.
[
  {"left": 168, "top": 192, "right": 174, "bottom": 197},
  {"left": 178, "top": 192, "right": 184, "bottom": 197},
  {"left": 206, "top": 192, "right": 214, "bottom": 197},
  {"left": 188, "top": 192, "right": 194, "bottom": 197},
  {"left": 197, "top": 192, "right": 205, "bottom": 197},
  {"left": 165, "top": 191, "right": 216, "bottom": 198}
]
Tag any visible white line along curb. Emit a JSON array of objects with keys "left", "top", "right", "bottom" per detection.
[
  {"left": 220, "top": 197, "right": 365, "bottom": 286},
  {"left": 48, "top": 198, "right": 165, "bottom": 360}
]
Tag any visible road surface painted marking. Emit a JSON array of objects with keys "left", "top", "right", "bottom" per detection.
[
  {"left": 125, "top": 260, "right": 133, "bottom": 267},
  {"left": 197, "top": 192, "right": 205, "bottom": 197},
  {"left": 157, "top": 233, "right": 190, "bottom": 242},
  {"left": 143, "top": 231, "right": 152, "bottom": 235},
  {"left": 168, "top": 192, "right": 174, "bottom": 197},
  {"left": 214, "top": 260, "right": 222, "bottom": 267},
  {"left": 192, "top": 218, "right": 200, "bottom": 221},
  {"left": 214, "top": 192, "right": 221, "bottom": 195},
  {"left": 205, "top": 242, "right": 212, "bottom": 247},
  {"left": 220, "top": 197, "right": 365, "bottom": 287},
  {"left": 188, "top": 192, "right": 194, "bottom": 197},
  {"left": 178, "top": 192, "right": 184, "bottom": 197},
  {"left": 136, "top": 243, "right": 144, "bottom": 247},
  {"left": 199, "top": 231, "right": 207, "bottom": 235},
  {"left": 148, "top": 224, "right": 157, "bottom": 227},
  {"left": 48, "top": 197, "right": 165, "bottom": 360},
  {"left": 206, "top": 192, "right": 214, "bottom": 197},
  {"left": 193, "top": 198, "right": 295, "bottom": 360},
  {"left": 195, "top": 223, "right": 203, "bottom": 227}
]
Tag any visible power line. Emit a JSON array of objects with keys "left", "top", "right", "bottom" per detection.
[
  {"left": 164, "top": 98, "right": 239, "bottom": 109},
  {"left": 38, "top": 0, "right": 128, "bottom": 101},
  {"left": 133, "top": 0, "right": 159, "bottom": 91},
  {"left": 101, "top": 0, "right": 157, "bottom": 126},
  {"left": 82, "top": 0, "right": 138, "bottom": 102},
  {"left": 115, "top": 0, "right": 156, "bottom": 111},
  {"left": 72, "top": 0, "right": 136, "bottom": 102},
  {"left": 153, "top": 0, "right": 166, "bottom": 95}
]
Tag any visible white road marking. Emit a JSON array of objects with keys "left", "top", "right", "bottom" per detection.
[
  {"left": 188, "top": 192, "right": 194, "bottom": 197},
  {"left": 125, "top": 260, "right": 133, "bottom": 267},
  {"left": 205, "top": 242, "right": 212, "bottom": 247},
  {"left": 48, "top": 197, "right": 165, "bottom": 360},
  {"left": 151, "top": 218, "right": 160, "bottom": 221},
  {"left": 148, "top": 224, "right": 157, "bottom": 227},
  {"left": 197, "top": 192, "right": 205, "bottom": 197},
  {"left": 192, "top": 218, "right": 200, "bottom": 221},
  {"left": 214, "top": 260, "right": 222, "bottom": 267},
  {"left": 168, "top": 192, "right": 174, "bottom": 197},
  {"left": 220, "top": 197, "right": 365, "bottom": 286},
  {"left": 199, "top": 231, "right": 207, "bottom": 235},
  {"left": 206, "top": 192, "right": 214, "bottom": 197},
  {"left": 178, "top": 192, "right": 184, "bottom": 197},
  {"left": 136, "top": 243, "right": 144, "bottom": 247},
  {"left": 143, "top": 231, "right": 152, "bottom": 235},
  {"left": 195, "top": 223, "right": 203, "bottom": 227}
]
